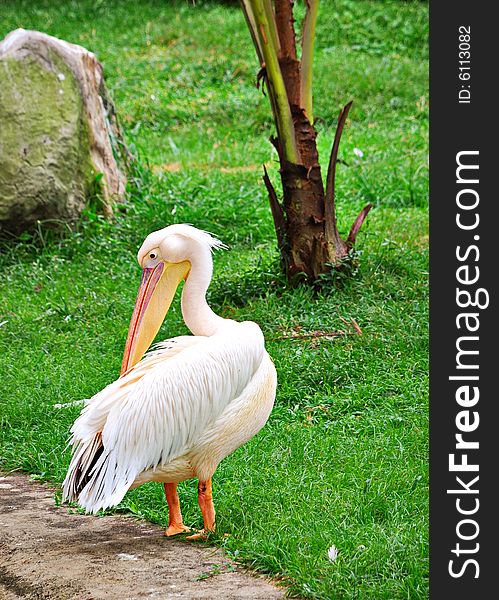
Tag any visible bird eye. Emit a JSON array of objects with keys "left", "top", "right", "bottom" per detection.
[{"left": 149, "top": 252, "right": 157, "bottom": 260}]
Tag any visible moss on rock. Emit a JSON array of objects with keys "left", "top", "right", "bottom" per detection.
[{"left": 0, "top": 29, "right": 125, "bottom": 233}]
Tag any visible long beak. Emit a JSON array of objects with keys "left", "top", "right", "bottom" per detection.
[{"left": 120, "top": 260, "right": 190, "bottom": 375}]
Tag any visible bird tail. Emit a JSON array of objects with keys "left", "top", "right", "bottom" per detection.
[
  {"left": 62, "top": 432, "right": 135, "bottom": 514},
  {"left": 62, "top": 432, "right": 103, "bottom": 509}
]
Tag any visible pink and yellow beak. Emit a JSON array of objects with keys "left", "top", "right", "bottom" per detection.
[{"left": 120, "top": 260, "right": 190, "bottom": 375}]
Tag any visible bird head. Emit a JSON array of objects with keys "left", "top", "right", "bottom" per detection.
[{"left": 120, "top": 224, "right": 224, "bottom": 375}]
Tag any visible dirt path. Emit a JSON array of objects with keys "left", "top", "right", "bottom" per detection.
[{"left": 0, "top": 475, "right": 285, "bottom": 600}]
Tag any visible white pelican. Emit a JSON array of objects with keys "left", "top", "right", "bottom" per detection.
[{"left": 62, "top": 224, "right": 277, "bottom": 538}]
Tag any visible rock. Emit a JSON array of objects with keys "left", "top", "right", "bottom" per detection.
[{"left": 0, "top": 29, "right": 127, "bottom": 234}]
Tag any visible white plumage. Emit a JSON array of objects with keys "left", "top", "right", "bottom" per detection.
[{"left": 63, "top": 225, "right": 276, "bottom": 536}]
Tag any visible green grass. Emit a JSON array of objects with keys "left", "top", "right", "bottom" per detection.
[{"left": 0, "top": 1, "right": 428, "bottom": 598}]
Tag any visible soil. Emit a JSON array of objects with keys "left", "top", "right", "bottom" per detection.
[{"left": 0, "top": 474, "right": 285, "bottom": 600}]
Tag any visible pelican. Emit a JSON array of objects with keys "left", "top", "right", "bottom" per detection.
[{"left": 62, "top": 224, "right": 277, "bottom": 538}]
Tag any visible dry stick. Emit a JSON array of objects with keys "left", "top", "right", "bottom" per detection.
[
  {"left": 275, "top": 319, "right": 363, "bottom": 341},
  {"left": 273, "top": 330, "right": 349, "bottom": 341},
  {"left": 350, "top": 318, "right": 363, "bottom": 336},
  {"left": 339, "top": 315, "right": 363, "bottom": 335}
]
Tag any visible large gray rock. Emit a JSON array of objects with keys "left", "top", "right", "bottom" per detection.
[{"left": 0, "top": 29, "right": 126, "bottom": 233}]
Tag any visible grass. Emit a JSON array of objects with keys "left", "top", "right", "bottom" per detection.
[{"left": 0, "top": 1, "right": 428, "bottom": 598}]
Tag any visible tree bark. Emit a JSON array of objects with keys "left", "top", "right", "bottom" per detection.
[
  {"left": 281, "top": 108, "right": 329, "bottom": 279},
  {"left": 242, "top": 0, "right": 372, "bottom": 283},
  {"left": 266, "top": 103, "right": 372, "bottom": 280}
]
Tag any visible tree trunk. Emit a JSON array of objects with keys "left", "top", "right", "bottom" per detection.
[
  {"left": 242, "top": 0, "right": 372, "bottom": 283},
  {"left": 266, "top": 100, "right": 363, "bottom": 281}
]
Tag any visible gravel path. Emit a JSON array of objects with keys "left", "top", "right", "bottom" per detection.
[{"left": 0, "top": 474, "right": 285, "bottom": 600}]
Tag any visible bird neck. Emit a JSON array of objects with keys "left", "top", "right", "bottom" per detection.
[{"left": 180, "top": 250, "right": 225, "bottom": 336}]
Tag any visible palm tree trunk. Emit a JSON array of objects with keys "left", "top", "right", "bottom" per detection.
[{"left": 242, "top": 0, "right": 372, "bottom": 282}]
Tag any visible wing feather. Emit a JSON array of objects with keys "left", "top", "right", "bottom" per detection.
[
  {"left": 63, "top": 326, "right": 264, "bottom": 513},
  {"left": 69, "top": 336, "right": 200, "bottom": 441}
]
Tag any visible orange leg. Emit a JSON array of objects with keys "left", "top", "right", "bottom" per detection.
[
  {"left": 186, "top": 478, "right": 216, "bottom": 540},
  {"left": 164, "top": 482, "right": 191, "bottom": 536}
]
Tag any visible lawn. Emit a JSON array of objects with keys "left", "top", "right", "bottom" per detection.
[{"left": 0, "top": 1, "right": 428, "bottom": 598}]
